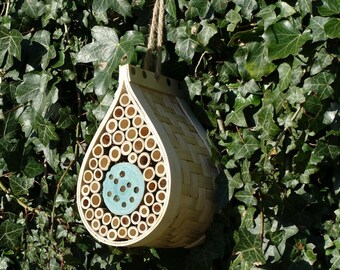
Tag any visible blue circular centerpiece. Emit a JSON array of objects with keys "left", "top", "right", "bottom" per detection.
[{"left": 102, "top": 162, "right": 144, "bottom": 215}]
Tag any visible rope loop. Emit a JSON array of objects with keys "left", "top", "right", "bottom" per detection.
[{"left": 144, "top": 0, "right": 164, "bottom": 78}]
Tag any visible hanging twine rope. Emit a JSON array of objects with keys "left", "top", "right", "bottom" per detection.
[{"left": 144, "top": 0, "right": 165, "bottom": 77}]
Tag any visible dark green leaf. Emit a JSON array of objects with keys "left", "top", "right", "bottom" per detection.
[
  {"left": 325, "top": 18, "right": 340, "bottom": 39},
  {"left": 0, "top": 27, "right": 22, "bottom": 64},
  {"left": 309, "top": 16, "right": 329, "bottom": 42},
  {"left": 227, "top": 130, "right": 261, "bottom": 159},
  {"left": 233, "top": 0, "right": 258, "bottom": 21},
  {"left": 189, "top": 0, "right": 210, "bottom": 18},
  {"left": 311, "top": 48, "right": 333, "bottom": 75},
  {"left": 166, "top": 0, "right": 177, "bottom": 19},
  {"left": 225, "top": 94, "right": 260, "bottom": 127},
  {"left": 211, "top": 0, "right": 229, "bottom": 14},
  {"left": 185, "top": 76, "right": 202, "bottom": 99},
  {"left": 245, "top": 42, "right": 276, "bottom": 81},
  {"left": 296, "top": 0, "right": 313, "bottom": 17},
  {"left": 23, "top": 157, "right": 44, "bottom": 178},
  {"left": 57, "top": 107, "right": 77, "bottom": 129},
  {"left": 310, "top": 141, "right": 340, "bottom": 165},
  {"left": 175, "top": 36, "right": 199, "bottom": 63},
  {"left": 197, "top": 20, "right": 217, "bottom": 46},
  {"left": 253, "top": 104, "right": 280, "bottom": 140},
  {"left": 303, "top": 72, "right": 335, "bottom": 100},
  {"left": 238, "top": 79, "right": 260, "bottom": 96},
  {"left": 277, "top": 63, "right": 292, "bottom": 92},
  {"left": 20, "top": 0, "right": 46, "bottom": 19},
  {"left": 225, "top": 9, "right": 242, "bottom": 32},
  {"left": 318, "top": 0, "right": 340, "bottom": 16},
  {"left": 235, "top": 183, "right": 257, "bottom": 206},
  {"left": 10, "top": 175, "right": 34, "bottom": 196},
  {"left": 0, "top": 220, "right": 24, "bottom": 249},
  {"left": 263, "top": 20, "right": 312, "bottom": 60},
  {"left": 234, "top": 228, "right": 265, "bottom": 265},
  {"left": 34, "top": 114, "right": 60, "bottom": 146}
]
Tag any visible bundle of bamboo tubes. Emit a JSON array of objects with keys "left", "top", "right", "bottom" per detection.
[{"left": 77, "top": 65, "right": 218, "bottom": 248}]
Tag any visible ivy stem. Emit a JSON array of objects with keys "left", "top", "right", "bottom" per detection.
[
  {"left": 49, "top": 159, "right": 74, "bottom": 235},
  {"left": 195, "top": 51, "right": 207, "bottom": 77},
  {"left": 0, "top": 178, "right": 40, "bottom": 214}
]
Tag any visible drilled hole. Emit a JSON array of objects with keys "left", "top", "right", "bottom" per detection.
[
  {"left": 134, "top": 187, "right": 139, "bottom": 193},
  {"left": 142, "top": 71, "right": 147, "bottom": 78},
  {"left": 122, "top": 202, "right": 126, "bottom": 208},
  {"left": 107, "top": 191, "right": 112, "bottom": 197},
  {"left": 129, "top": 197, "right": 134, "bottom": 202},
  {"left": 114, "top": 195, "right": 120, "bottom": 202},
  {"left": 120, "top": 171, "right": 125, "bottom": 177},
  {"left": 114, "top": 178, "right": 119, "bottom": 184}
]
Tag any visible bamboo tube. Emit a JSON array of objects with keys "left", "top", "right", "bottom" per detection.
[
  {"left": 107, "top": 229, "right": 117, "bottom": 241},
  {"left": 81, "top": 196, "right": 91, "bottom": 209},
  {"left": 120, "top": 141, "right": 132, "bottom": 156},
  {"left": 143, "top": 167, "right": 155, "bottom": 182},
  {"left": 102, "top": 213, "right": 112, "bottom": 225},
  {"left": 89, "top": 158, "right": 98, "bottom": 170},
  {"left": 109, "top": 146, "right": 121, "bottom": 162},
  {"left": 131, "top": 211, "right": 141, "bottom": 225},
  {"left": 118, "top": 227, "right": 128, "bottom": 239},
  {"left": 94, "top": 208, "right": 104, "bottom": 220},
  {"left": 90, "top": 193, "right": 102, "bottom": 208},
  {"left": 112, "top": 130, "right": 124, "bottom": 145},
  {"left": 81, "top": 185, "right": 90, "bottom": 196},
  {"left": 93, "top": 168, "right": 103, "bottom": 181},
  {"left": 137, "top": 221, "right": 148, "bottom": 234},
  {"left": 99, "top": 155, "right": 110, "bottom": 171},
  {"left": 156, "top": 190, "right": 166, "bottom": 203},
  {"left": 143, "top": 192, "right": 154, "bottom": 206},
  {"left": 91, "top": 219, "right": 101, "bottom": 232},
  {"left": 111, "top": 216, "right": 120, "bottom": 229},
  {"left": 145, "top": 136, "right": 157, "bottom": 151},
  {"left": 90, "top": 181, "right": 101, "bottom": 193},
  {"left": 125, "top": 127, "right": 138, "bottom": 141},
  {"left": 118, "top": 118, "right": 130, "bottom": 131},
  {"left": 158, "top": 177, "right": 167, "bottom": 190},
  {"left": 151, "top": 148, "right": 162, "bottom": 162},
  {"left": 132, "top": 115, "right": 143, "bottom": 128},
  {"left": 132, "top": 138, "right": 144, "bottom": 154},
  {"left": 152, "top": 202, "right": 163, "bottom": 215},
  {"left": 137, "top": 152, "right": 150, "bottom": 169},
  {"left": 119, "top": 93, "right": 131, "bottom": 107},
  {"left": 139, "top": 205, "right": 150, "bottom": 218},
  {"left": 99, "top": 225, "right": 108, "bottom": 237},
  {"left": 146, "top": 213, "right": 157, "bottom": 227},
  {"left": 139, "top": 125, "right": 150, "bottom": 138},
  {"left": 155, "top": 161, "right": 166, "bottom": 177},
  {"left": 128, "top": 152, "right": 138, "bottom": 163},
  {"left": 105, "top": 119, "right": 118, "bottom": 133},
  {"left": 125, "top": 105, "right": 137, "bottom": 119},
  {"left": 84, "top": 208, "right": 95, "bottom": 221},
  {"left": 120, "top": 215, "right": 131, "bottom": 228},
  {"left": 92, "top": 144, "right": 104, "bottom": 158},
  {"left": 128, "top": 226, "right": 139, "bottom": 239},
  {"left": 100, "top": 132, "right": 112, "bottom": 147},
  {"left": 83, "top": 170, "right": 93, "bottom": 183},
  {"left": 113, "top": 106, "right": 124, "bottom": 120},
  {"left": 146, "top": 180, "right": 157, "bottom": 193}
]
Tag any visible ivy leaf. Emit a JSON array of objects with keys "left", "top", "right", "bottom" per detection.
[
  {"left": 253, "top": 104, "right": 280, "bottom": 140},
  {"left": 286, "top": 86, "right": 305, "bottom": 106},
  {"left": 225, "top": 9, "right": 242, "bottom": 32},
  {"left": 238, "top": 79, "right": 260, "bottom": 96},
  {"left": 185, "top": 76, "right": 202, "bottom": 99},
  {"left": 9, "top": 175, "right": 34, "bottom": 196},
  {"left": 20, "top": 0, "right": 46, "bottom": 19},
  {"left": 76, "top": 27, "right": 143, "bottom": 96},
  {"left": 92, "top": 0, "right": 131, "bottom": 23},
  {"left": 23, "top": 157, "right": 44, "bottom": 178},
  {"left": 303, "top": 72, "right": 335, "bottom": 100},
  {"left": 309, "top": 141, "right": 340, "bottom": 165},
  {"left": 296, "top": 0, "right": 313, "bottom": 18},
  {"left": 309, "top": 16, "right": 329, "bottom": 42},
  {"left": 276, "top": 63, "right": 292, "bottom": 92},
  {"left": 233, "top": 0, "right": 258, "bottom": 21},
  {"left": 245, "top": 42, "right": 276, "bottom": 81},
  {"left": 234, "top": 228, "right": 265, "bottom": 266},
  {"left": 175, "top": 36, "right": 199, "bottom": 63},
  {"left": 189, "top": 0, "right": 210, "bottom": 18},
  {"left": 0, "top": 220, "right": 24, "bottom": 250},
  {"left": 311, "top": 48, "right": 333, "bottom": 76},
  {"left": 0, "top": 27, "right": 23, "bottom": 64},
  {"left": 197, "top": 20, "right": 217, "bottom": 46},
  {"left": 225, "top": 94, "right": 260, "bottom": 127},
  {"left": 211, "top": 0, "right": 229, "bottom": 14},
  {"left": 325, "top": 18, "right": 340, "bottom": 39},
  {"left": 330, "top": 249, "right": 340, "bottom": 270},
  {"left": 235, "top": 183, "right": 257, "bottom": 206},
  {"left": 166, "top": 0, "right": 177, "bottom": 19},
  {"left": 318, "top": 0, "right": 340, "bottom": 16},
  {"left": 57, "top": 107, "right": 77, "bottom": 129},
  {"left": 34, "top": 114, "right": 60, "bottom": 146},
  {"left": 227, "top": 130, "right": 261, "bottom": 159},
  {"left": 31, "top": 30, "right": 56, "bottom": 69},
  {"left": 263, "top": 20, "right": 312, "bottom": 60}
]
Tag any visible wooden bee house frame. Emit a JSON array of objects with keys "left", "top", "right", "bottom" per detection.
[{"left": 77, "top": 64, "right": 218, "bottom": 248}]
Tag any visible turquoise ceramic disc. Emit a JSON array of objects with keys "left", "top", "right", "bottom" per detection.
[{"left": 102, "top": 162, "right": 144, "bottom": 215}]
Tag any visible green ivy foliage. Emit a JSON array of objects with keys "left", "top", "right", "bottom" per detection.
[{"left": 0, "top": 0, "right": 339, "bottom": 269}]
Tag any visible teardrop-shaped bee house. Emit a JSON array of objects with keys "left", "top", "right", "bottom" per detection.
[{"left": 77, "top": 65, "right": 218, "bottom": 248}]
